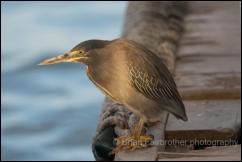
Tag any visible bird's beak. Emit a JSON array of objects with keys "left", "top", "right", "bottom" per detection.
[{"left": 38, "top": 51, "right": 88, "bottom": 66}]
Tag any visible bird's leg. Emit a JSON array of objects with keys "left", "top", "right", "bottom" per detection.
[
  {"left": 132, "top": 117, "right": 141, "bottom": 137},
  {"left": 114, "top": 118, "right": 140, "bottom": 142},
  {"left": 110, "top": 117, "right": 152, "bottom": 155},
  {"left": 126, "top": 118, "right": 152, "bottom": 152},
  {"left": 135, "top": 117, "right": 144, "bottom": 138}
]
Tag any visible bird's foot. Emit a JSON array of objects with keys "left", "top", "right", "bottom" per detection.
[{"left": 110, "top": 135, "right": 152, "bottom": 155}]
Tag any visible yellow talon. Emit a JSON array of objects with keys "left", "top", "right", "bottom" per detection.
[
  {"left": 114, "top": 136, "right": 126, "bottom": 141},
  {"left": 127, "top": 145, "right": 137, "bottom": 152},
  {"left": 110, "top": 118, "right": 152, "bottom": 155},
  {"left": 140, "top": 136, "right": 152, "bottom": 141}
]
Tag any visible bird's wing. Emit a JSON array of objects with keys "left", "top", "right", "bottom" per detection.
[
  {"left": 128, "top": 64, "right": 175, "bottom": 100},
  {"left": 126, "top": 41, "right": 187, "bottom": 120}
]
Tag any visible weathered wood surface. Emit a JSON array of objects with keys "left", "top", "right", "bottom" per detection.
[
  {"left": 178, "top": 1, "right": 241, "bottom": 57},
  {"left": 174, "top": 1, "right": 241, "bottom": 101},
  {"left": 164, "top": 0, "right": 241, "bottom": 138},
  {"left": 159, "top": 1, "right": 241, "bottom": 161},
  {"left": 167, "top": 100, "right": 241, "bottom": 132},
  {"left": 166, "top": 100, "right": 241, "bottom": 143},
  {"left": 159, "top": 145, "right": 241, "bottom": 161}
]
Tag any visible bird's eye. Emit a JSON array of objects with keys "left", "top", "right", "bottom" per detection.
[{"left": 79, "top": 50, "right": 85, "bottom": 54}]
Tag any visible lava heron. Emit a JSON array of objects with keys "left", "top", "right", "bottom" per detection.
[{"left": 39, "top": 38, "right": 188, "bottom": 154}]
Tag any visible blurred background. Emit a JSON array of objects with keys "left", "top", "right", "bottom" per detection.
[{"left": 1, "top": 1, "right": 127, "bottom": 161}]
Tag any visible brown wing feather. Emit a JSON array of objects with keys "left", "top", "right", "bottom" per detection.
[{"left": 125, "top": 40, "right": 187, "bottom": 121}]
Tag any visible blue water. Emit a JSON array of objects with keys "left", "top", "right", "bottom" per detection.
[{"left": 1, "top": 1, "right": 127, "bottom": 161}]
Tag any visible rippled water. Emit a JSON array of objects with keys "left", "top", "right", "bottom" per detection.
[{"left": 1, "top": 2, "right": 127, "bottom": 161}]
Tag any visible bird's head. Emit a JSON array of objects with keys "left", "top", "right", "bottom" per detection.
[{"left": 38, "top": 40, "right": 109, "bottom": 66}]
